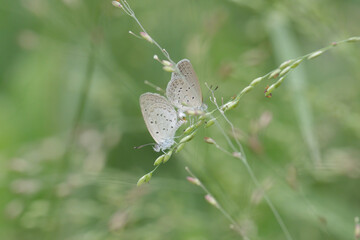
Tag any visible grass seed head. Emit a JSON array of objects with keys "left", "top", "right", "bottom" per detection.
[
  {"left": 269, "top": 69, "right": 281, "bottom": 79},
  {"left": 186, "top": 177, "right": 201, "bottom": 186},
  {"left": 205, "top": 194, "right": 219, "bottom": 208},
  {"left": 140, "top": 32, "right": 153, "bottom": 43},
  {"left": 291, "top": 59, "right": 303, "bottom": 68},
  {"left": 137, "top": 173, "right": 152, "bottom": 186},
  {"left": 221, "top": 100, "right": 239, "bottom": 112},
  {"left": 348, "top": 37, "right": 360, "bottom": 42},
  {"left": 175, "top": 143, "right": 185, "bottom": 153},
  {"left": 180, "top": 131, "right": 197, "bottom": 143},
  {"left": 204, "top": 137, "right": 216, "bottom": 144},
  {"left": 308, "top": 51, "right": 323, "bottom": 60},
  {"left": 205, "top": 119, "right": 216, "bottom": 128},
  {"left": 163, "top": 150, "right": 172, "bottom": 163},
  {"left": 154, "top": 154, "right": 165, "bottom": 166},
  {"left": 250, "top": 77, "right": 263, "bottom": 87},
  {"left": 279, "top": 59, "right": 293, "bottom": 69},
  {"left": 163, "top": 66, "right": 175, "bottom": 72},
  {"left": 184, "top": 124, "right": 196, "bottom": 134},
  {"left": 112, "top": 1, "right": 122, "bottom": 8},
  {"left": 279, "top": 66, "right": 291, "bottom": 77}
]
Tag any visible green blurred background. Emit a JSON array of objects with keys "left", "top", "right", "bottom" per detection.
[{"left": 1, "top": 0, "right": 359, "bottom": 239}]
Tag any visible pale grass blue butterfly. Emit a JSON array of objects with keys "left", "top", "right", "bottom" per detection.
[
  {"left": 166, "top": 59, "right": 207, "bottom": 115},
  {"left": 140, "top": 92, "right": 184, "bottom": 152}
]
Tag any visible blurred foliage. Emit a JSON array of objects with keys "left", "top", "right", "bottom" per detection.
[{"left": 0, "top": 0, "right": 359, "bottom": 239}]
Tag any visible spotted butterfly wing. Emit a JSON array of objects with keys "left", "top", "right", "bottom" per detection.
[
  {"left": 140, "top": 93, "right": 179, "bottom": 151},
  {"left": 166, "top": 59, "right": 203, "bottom": 111}
]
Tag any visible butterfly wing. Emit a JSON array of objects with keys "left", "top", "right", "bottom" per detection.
[
  {"left": 140, "top": 93, "right": 178, "bottom": 145},
  {"left": 166, "top": 59, "right": 202, "bottom": 111}
]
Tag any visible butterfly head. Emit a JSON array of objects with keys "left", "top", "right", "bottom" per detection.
[{"left": 153, "top": 138, "right": 175, "bottom": 152}]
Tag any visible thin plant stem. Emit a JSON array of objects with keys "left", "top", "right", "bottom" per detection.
[
  {"left": 206, "top": 83, "right": 247, "bottom": 155},
  {"left": 210, "top": 136, "right": 234, "bottom": 155},
  {"left": 205, "top": 83, "right": 237, "bottom": 152},
  {"left": 119, "top": 0, "right": 176, "bottom": 66},
  {"left": 241, "top": 157, "right": 294, "bottom": 240},
  {"left": 207, "top": 84, "right": 294, "bottom": 240},
  {"left": 219, "top": 122, "right": 293, "bottom": 240},
  {"left": 267, "top": 12, "right": 322, "bottom": 166},
  {"left": 214, "top": 119, "right": 237, "bottom": 152},
  {"left": 208, "top": 121, "right": 294, "bottom": 240},
  {"left": 144, "top": 80, "right": 165, "bottom": 93},
  {"left": 185, "top": 166, "right": 250, "bottom": 240},
  {"left": 216, "top": 114, "right": 294, "bottom": 240}
]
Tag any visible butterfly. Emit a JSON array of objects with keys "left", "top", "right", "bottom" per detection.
[
  {"left": 166, "top": 59, "right": 207, "bottom": 116},
  {"left": 139, "top": 92, "right": 184, "bottom": 152}
]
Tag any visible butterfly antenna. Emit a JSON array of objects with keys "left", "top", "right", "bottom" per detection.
[
  {"left": 144, "top": 80, "right": 165, "bottom": 93},
  {"left": 134, "top": 143, "right": 155, "bottom": 149},
  {"left": 204, "top": 82, "right": 217, "bottom": 101}
]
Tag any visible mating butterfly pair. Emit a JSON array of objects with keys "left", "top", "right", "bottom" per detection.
[{"left": 140, "top": 59, "right": 204, "bottom": 152}]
